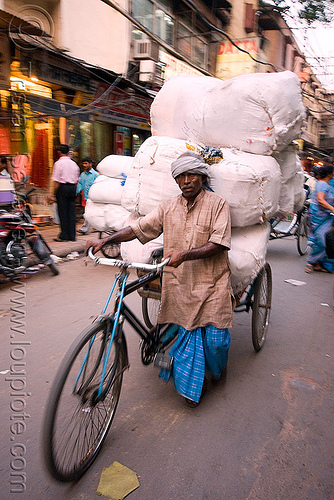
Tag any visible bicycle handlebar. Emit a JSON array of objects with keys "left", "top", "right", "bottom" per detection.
[{"left": 87, "top": 247, "right": 170, "bottom": 271}]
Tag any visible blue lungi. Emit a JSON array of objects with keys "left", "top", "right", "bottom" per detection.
[{"left": 160, "top": 325, "right": 230, "bottom": 403}]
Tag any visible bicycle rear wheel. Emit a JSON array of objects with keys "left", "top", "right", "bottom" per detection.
[
  {"left": 43, "top": 319, "right": 127, "bottom": 482},
  {"left": 142, "top": 297, "right": 161, "bottom": 330},
  {"left": 297, "top": 211, "right": 309, "bottom": 255},
  {"left": 251, "top": 263, "right": 272, "bottom": 351}
]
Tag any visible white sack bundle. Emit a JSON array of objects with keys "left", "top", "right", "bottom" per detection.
[
  {"left": 293, "top": 162, "right": 306, "bottom": 212},
  {"left": 88, "top": 175, "right": 124, "bottom": 205},
  {"left": 276, "top": 178, "right": 294, "bottom": 217},
  {"left": 84, "top": 199, "right": 131, "bottom": 232},
  {"left": 229, "top": 223, "right": 270, "bottom": 295},
  {"left": 273, "top": 142, "right": 300, "bottom": 183},
  {"left": 121, "top": 136, "right": 193, "bottom": 213},
  {"left": 122, "top": 136, "right": 280, "bottom": 226},
  {"left": 151, "top": 71, "right": 305, "bottom": 155},
  {"left": 121, "top": 234, "right": 164, "bottom": 264},
  {"left": 208, "top": 149, "right": 281, "bottom": 226},
  {"left": 276, "top": 161, "right": 305, "bottom": 217},
  {"left": 96, "top": 155, "right": 134, "bottom": 178}
]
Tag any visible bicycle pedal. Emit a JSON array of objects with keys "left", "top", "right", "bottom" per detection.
[{"left": 154, "top": 353, "right": 173, "bottom": 371}]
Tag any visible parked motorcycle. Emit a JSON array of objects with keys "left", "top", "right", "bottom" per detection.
[{"left": 0, "top": 177, "right": 59, "bottom": 279}]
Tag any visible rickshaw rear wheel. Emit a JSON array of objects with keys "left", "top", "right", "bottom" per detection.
[{"left": 251, "top": 263, "right": 272, "bottom": 351}]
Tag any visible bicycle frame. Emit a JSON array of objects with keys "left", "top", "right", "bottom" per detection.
[
  {"left": 105, "top": 268, "right": 162, "bottom": 342},
  {"left": 269, "top": 205, "right": 306, "bottom": 240},
  {"left": 234, "top": 280, "right": 256, "bottom": 313},
  {"left": 84, "top": 250, "right": 171, "bottom": 400}
]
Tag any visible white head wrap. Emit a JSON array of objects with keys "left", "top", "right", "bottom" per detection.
[{"left": 171, "top": 152, "right": 209, "bottom": 179}]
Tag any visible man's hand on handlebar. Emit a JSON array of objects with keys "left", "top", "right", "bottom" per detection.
[
  {"left": 86, "top": 226, "right": 137, "bottom": 256},
  {"left": 165, "top": 250, "right": 185, "bottom": 268},
  {"left": 85, "top": 239, "right": 105, "bottom": 255}
]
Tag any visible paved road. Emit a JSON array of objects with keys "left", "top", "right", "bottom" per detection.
[{"left": 0, "top": 236, "right": 333, "bottom": 500}]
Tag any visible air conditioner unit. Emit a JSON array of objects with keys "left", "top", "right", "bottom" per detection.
[
  {"left": 134, "top": 40, "right": 159, "bottom": 61},
  {"left": 139, "top": 59, "right": 156, "bottom": 83},
  {"left": 139, "top": 60, "right": 164, "bottom": 87}
]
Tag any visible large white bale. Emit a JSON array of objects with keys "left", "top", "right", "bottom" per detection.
[
  {"left": 151, "top": 71, "right": 305, "bottom": 155},
  {"left": 121, "top": 234, "right": 164, "bottom": 264},
  {"left": 88, "top": 175, "right": 124, "bottom": 204},
  {"left": 276, "top": 161, "right": 306, "bottom": 217},
  {"left": 273, "top": 143, "right": 301, "bottom": 183},
  {"left": 229, "top": 223, "right": 270, "bottom": 294},
  {"left": 122, "top": 137, "right": 281, "bottom": 226},
  {"left": 96, "top": 155, "right": 134, "bottom": 177},
  {"left": 277, "top": 178, "right": 294, "bottom": 217},
  {"left": 293, "top": 163, "right": 306, "bottom": 212},
  {"left": 121, "top": 136, "right": 189, "bottom": 213},
  {"left": 208, "top": 149, "right": 281, "bottom": 226},
  {"left": 84, "top": 199, "right": 131, "bottom": 232}
]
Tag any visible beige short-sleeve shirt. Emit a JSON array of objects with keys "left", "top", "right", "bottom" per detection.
[{"left": 130, "top": 189, "right": 233, "bottom": 330}]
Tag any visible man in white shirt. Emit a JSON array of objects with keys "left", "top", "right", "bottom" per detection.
[{"left": 51, "top": 145, "right": 80, "bottom": 241}]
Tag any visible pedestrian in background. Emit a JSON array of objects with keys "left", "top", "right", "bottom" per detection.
[
  {"left": 51, "top": 144, "right": 80, "bottom": 242},
  {"left": 76, "top": 157, "right": 99, "bottom": 234},
  {"left": 330, "top": 165, "right": 334, "bottom": 195},
  {"left": 305, "top": 163, "right": 334, "bottom": 273}
]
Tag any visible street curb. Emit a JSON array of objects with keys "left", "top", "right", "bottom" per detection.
[
  {"left": 51, "top": 242, "right": 86, "bottom": 259},
  {"left": 37, "top": 224, "right": 93, "bottom": 260}
]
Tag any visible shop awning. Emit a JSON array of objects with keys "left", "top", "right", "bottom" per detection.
[
  {"left": 25, "top": 93, "right": 91, "bottom": 121},
  {"left": 25, "top": 93, "right": 151, "bottom": 130},
  {"left": 0, "top": 9, "right": 50, "bottom": 36}
]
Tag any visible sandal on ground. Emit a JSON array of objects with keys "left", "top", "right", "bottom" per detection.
[
  {"left": 305, "top": 263, "right": 314, "bottom": 273},
  {"left": 312, "top": 264, "right": 331, "bottom": 273},
  {"left": 185, "top": 378, "right": 208, "bottom": 408},
  {"left": 185, "top": 398, "right": 200, "bottom": 408},
  {"left": 315, "top": 267, "right": 331, "bottom": 273}
]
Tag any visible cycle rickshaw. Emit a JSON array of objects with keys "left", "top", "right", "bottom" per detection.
[
  {"left": 43, "top": 247, "right": 272, "bottom": 482},
  {"left": 269, "top": 184, "right": 310, "bottom": 255}
]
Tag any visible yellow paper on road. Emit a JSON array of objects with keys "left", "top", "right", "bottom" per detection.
[{"left": 96, "top": 461, "right": 140, "bottom": 500}]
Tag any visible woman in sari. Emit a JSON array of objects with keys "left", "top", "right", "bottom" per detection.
[{"left": 305, "top": 164, "right": 334, "bottom": 273}]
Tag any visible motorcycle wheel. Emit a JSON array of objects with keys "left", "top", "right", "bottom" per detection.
[
  {"left": 48, "top": 260, "right": 59, "bottom": 276},
  {"left": 29, "top": 236, "right": 59, "bottom": 276}
]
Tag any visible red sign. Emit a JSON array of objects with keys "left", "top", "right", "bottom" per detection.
[{"left": 115, "top": 131, "right": 125, "bottom": 155}]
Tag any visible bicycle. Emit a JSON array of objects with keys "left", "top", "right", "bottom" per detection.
[
  {"left": 269, "top": 187, "right": 310, "bottom": 256},
  {"left": 42, "top": 250, "right": 177, "bottom": 482}
]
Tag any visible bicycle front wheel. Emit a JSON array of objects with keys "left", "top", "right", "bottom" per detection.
[
  {"left": 297, "top": 211, "right": 309, "bottom": 255},
  {"left": 43, "top": 319, "right": 127, "bottom": 482},
  {"left": 251, "top": 263, "right": 272, "bottom": 351}
]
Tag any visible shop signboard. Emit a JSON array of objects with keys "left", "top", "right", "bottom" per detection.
[
  {"left": 21, "top": 51, "right": 93, "bottom": 93},
  {"left": 159, "top": 51, "right": 203, "bottom": 80},
  {"left": 216, "top": 37, "right": 259, "bottom": 80}
]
